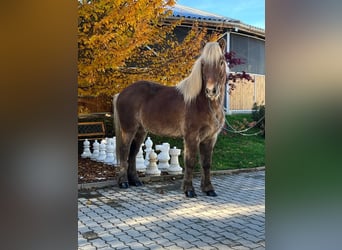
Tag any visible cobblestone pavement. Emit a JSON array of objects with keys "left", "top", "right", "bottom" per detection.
[{"left": 78, "top": 170, "right": 265, "bottom": 250}]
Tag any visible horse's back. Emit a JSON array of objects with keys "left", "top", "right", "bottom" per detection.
[
  {"left": 118, "top": 80, "right": 174, "bottom": 104},
  {"left": 117, "top": 80, "right": 185, "bottom": 137}
]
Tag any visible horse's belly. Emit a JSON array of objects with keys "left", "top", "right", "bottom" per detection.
[
  {"left": 142, "top": 118, "right": 183, "bottom": 137},
  {"left": 141, "top": 111, "right": 184, "bottom": 138},
  {"left": 148, "top": 126, "right": 183, "bottom": 138}
]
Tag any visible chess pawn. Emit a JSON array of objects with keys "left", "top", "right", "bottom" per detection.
[
  {"left": 145, "top": 149, "right": 161, "bottom": 176},
  {"left": 97, "top": 140, "right": 106, "bottom": 162},
  {"left": 81, "top": 139, "right": 92, "bottom": 158},
  {"left": 104, "top": 138, "right": 115, "bottom": 164},
  {"left": 144, "top": 136, "right": 153, "bottom": 167},
  {"left": 90, "top": 140, "right": 100, "bottom": 160},
  {"left": 156, "top": 142, "right": 170, "bottom": 172},
  {"left": 136, "top": 143, "right": 146, "bottom": 172},
  {"left": 112, "top": 136, "right": 118, "bottom": 166},
  {"left": 168, "top": 146, "right": 183, "bottom": 175}
]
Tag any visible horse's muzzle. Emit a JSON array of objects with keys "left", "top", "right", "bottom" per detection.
[{"left": 205, "top": 87, "right": 220, "bottom": 100}]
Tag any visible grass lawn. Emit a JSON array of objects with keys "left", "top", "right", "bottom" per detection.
[{"left": 148, "top": 114, "right": 265, "bottom": 171}]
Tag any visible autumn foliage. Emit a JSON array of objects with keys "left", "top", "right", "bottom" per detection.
[{"left": 78, "top": 0, "right": 217, "bottom": 97}]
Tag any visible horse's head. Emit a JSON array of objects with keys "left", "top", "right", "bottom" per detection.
[{"left": 201, "top": 40, "right": 227, "bottom": 101}]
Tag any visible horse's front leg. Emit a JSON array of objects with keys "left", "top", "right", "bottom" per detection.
[
  {"left": 199, "top": 136, "right": 218, "bottom": 196},
  {"left": 183, "top": 137, "right": 199, "bottom": 198}
]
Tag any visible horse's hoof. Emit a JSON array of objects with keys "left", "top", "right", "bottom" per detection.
[
  {"left": 184, "top": 190, "right": 197, "bottom": 198},
  {"left": 119, "top": 182, "right": 129, "bottom": 189},
  {"left": 128, "top": 180, "right": 143, "bottom": 186},
  {"left": 206, "top": 190, "right": 217, "bottom": 197}
]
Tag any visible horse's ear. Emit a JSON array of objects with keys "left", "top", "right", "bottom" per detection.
[
  {"left": 218, "top": 38, "right": 226, "bottom": 53},
  {"left": 200, "top": 40, "right": 207, "bottom": 53}
]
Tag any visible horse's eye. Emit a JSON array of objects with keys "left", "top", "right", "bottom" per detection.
[{"left": 220, "top": 60, "right": 225, "bottom": 67}]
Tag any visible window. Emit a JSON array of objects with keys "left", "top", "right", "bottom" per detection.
[{"left": 230, "top": 33, "right": 265, "bottom": 75}]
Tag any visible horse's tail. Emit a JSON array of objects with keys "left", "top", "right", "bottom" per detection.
[{"left": 113, "top": 93, "right": 121, "bottom": 164}]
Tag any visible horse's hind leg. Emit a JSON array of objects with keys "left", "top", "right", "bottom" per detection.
[
  {"left": 127, "top": 128, "right": 147, "bottom": 186},
  {"left": 199, "top": 138, "right": 217, "bottom": 196},
  {"left": 117, "top": 131, "right": 135, "bottom": 188}
]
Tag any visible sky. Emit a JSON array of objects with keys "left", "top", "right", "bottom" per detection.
[{"left": 176, "top": 0, "right": 265, "bottom": 29}]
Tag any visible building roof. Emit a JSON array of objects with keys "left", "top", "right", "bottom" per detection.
[
  {"left": 166, "top": 4, "right": 264, "bottom": 38},
  {"left": 170, "top": 4, "right": 239, "bottom": 23}
]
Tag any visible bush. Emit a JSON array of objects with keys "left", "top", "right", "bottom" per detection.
[{"left": 252, "top": 103, "right": 265, "bottom": 137}]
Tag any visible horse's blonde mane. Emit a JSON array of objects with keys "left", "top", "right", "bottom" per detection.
[{"left": 176, "top": 42, "right": 223, "bottom": 104}]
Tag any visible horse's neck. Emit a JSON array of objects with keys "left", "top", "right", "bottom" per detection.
[{"left": 210, "top": 96, "right": 224, "bottom": 111}]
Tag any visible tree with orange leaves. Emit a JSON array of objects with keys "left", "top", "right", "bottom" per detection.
[{"left": 78, "top": 0, "right": 216, "bottom": 97}]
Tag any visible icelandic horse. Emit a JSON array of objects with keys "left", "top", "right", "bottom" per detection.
[{"left": 113, "top": 39, "right": 227, "bottom": 197}]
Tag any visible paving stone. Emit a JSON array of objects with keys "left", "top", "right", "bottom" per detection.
[
  {"left": 218, "top": 231, "right": 241, "bottom": 241},
  {"left": 153, "top": 237, "right": 174, "bottom": 247},
  {"left": 198, "top": 235, "right": 218, "bottom": 244},
  {"left": 186, "top": 228, "right": 204, "bottom": 237},
  {"left": 99, "top": 233, "right": 115, "bottom": 243},
  {"left": 175, "top": 239, "right": 196, "bottom": 249},
  {"left": 78, "top": 238, "right": 88, "bottom": 246},
  {"left": 89, "top": 238, "right": 107, "bottom": 248},
  {"left": 78, "top": 170, "right": 265, "bottom": 250},
  {"left": 78, "top": 226, "right": 91, "bottom": 234},
  {"left": 192, "top": 240, "right": 210, "bottom": 248},
  {"left": 163, "top": 245, "right": 182, "bottom": 250},
  {"left": 135, "top": 235, "right": 155, "bottom": 245},
  {"left": 231, "top": 245, "right": 250, "bottom": 250},
  {"left": 116, "top": 234, "right": 135, "bottom": 243},
  {"left": 240, "top": 232, "right": 261, "bottom": 243},
  {"left": 198, "top": 246, "right": 219, "bottom": 250},
  {"left": 108, "top": 240, "right": 126, "bottom": 248},
  {"left": 128, "top": 241, "right": 149, "bottom": 249},
  {"left": 238, "top": 238, "right": 261, "bottom": 248},
  {"left": 79, "top": 243, "right": 96, "bottom": 250},
  {"left": 143, "top": 231, "right": 159, "bottom": 239}
]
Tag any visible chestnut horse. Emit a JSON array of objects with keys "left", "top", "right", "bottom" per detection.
[{"left": 113, "top": 40, "right": 227, "bottom": 197}]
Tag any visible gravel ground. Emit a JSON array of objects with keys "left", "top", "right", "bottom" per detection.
[{"left": 78, "top": 157, "right": 118, "bottom": 184}]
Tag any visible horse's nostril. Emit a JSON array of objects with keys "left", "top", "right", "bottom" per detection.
[
  {"left": 205, "top": 88, "right": 210, "bottom": 94},
  {"left": 212, "top": 87, "right": 216, "bottom": 94}
]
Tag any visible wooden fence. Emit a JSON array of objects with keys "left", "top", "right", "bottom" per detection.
[{"left": 228, "top": 74, "right": 265, "bottom": 112}]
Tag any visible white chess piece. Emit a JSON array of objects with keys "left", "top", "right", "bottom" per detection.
[
  {"left": 90, "top": 140, "right": 100, "bottom": 160},
  {"left": 136, "top": 143, "right": 146, "bottom": 172},
  {"left": 168, "top": 146, "right": 183, "bottom": 175},
  {"left": 97, "top": 140, "right": 106, "bottom": 162},
  {"left": 104, "top": 138, "right": 115, "bottom": 164},
  {"left": 81, "top": 139, "right": 92, "bottom": 158},
  {"left": 156, "top": 142, "right": 170, "bottom": 172},
  {"left": 144, "top": 137, "right": 153, "bottom": 167},
  {"left": 145, "top": 149, "right": 161, "bottom": 176},
  {"left": 112, "top": 136, "right": 117, "bottom": 166}
]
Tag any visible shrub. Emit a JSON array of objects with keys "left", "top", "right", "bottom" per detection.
[{"left": 252, "top": 103, "right": 265, "bottom": 137}]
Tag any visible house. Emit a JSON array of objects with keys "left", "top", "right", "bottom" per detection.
[{"left": 165, "top": 4, "right": 265, "bottom": 113}]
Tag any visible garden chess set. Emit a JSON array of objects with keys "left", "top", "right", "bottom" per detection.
[{"left": 81, "top": 136, "right": 183, "bottom": 176}]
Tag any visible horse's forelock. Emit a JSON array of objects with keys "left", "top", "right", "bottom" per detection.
[
  {"left": 176, "top": 42, "right": 224, "bottom": 104},
  {"left": 201, "top": 42, "right": 224, "bottom": 67}
]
